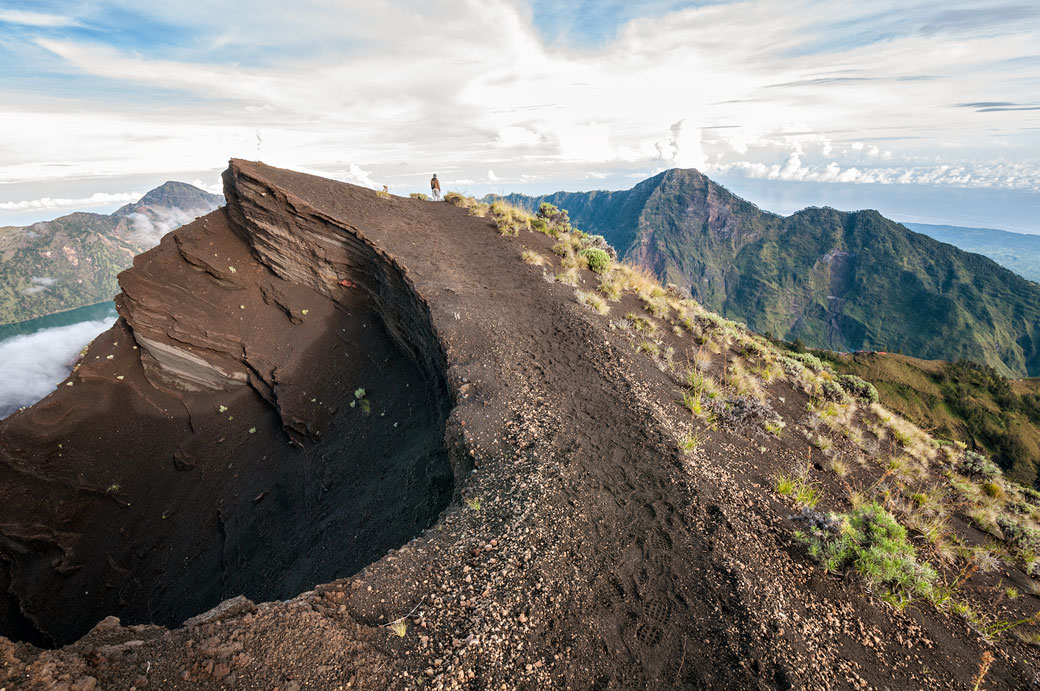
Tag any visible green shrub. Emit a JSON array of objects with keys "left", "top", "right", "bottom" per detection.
[
  {"left": 537, "top": 202, "right": 574, "bottom": 235},
  {"left": 797, "top": 502, "right": 940, "bottom": 607},
  {"left": 775, "top": 469, "right": 820, "bottom": 507},
  {"left": 959, "top": 450, "right": 1001, "bottom": 480},
  {"left": 1024, "top": 487, "right": 1040, "bottom": 506},
  {"left": 791, "top": 352, "right": 826, "bottom": 372},
  {"left": 409, "top": 192, "right": 430, "bottom": 201},
  {"left": 820, "top": 379, "right": 851, "bottom": 404},
  {"left": 838, "top": 374, "right": 879, "bottom": 403},
  {"left": 739, "top": 340, "right": 768, "bottom": 362},
  {"left": 579, "top": 248, "right": 611, "bottom": 274},
  {"left": 998, "top": 517, "right": 1040, "bottom": 553},
  {"left": 443, "top": 192, "right": 466, "bottom": 205}
]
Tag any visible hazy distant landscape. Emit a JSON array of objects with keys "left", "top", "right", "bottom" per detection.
[{"left": 905, "top": 222, "right": 1040, "bottom": 283}]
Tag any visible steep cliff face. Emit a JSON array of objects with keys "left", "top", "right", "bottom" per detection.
[{"left": 0, "top": 165, "right": 455, "bottom": 646}]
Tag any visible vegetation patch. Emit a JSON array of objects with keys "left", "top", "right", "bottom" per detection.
[
  {"left": 796, "top": 502, "right": 942, "bottom": 609},
  {"left": 579, "top": 248, "right": 612, "bottom": 274},
  {"left": 575, "top": 290, "right": 609, "bottom": 315}
]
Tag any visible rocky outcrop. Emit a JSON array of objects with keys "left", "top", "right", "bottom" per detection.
[{"left": 0, "top": 162, "right": 455, "bottom": 647}]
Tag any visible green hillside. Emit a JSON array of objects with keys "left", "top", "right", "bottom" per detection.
[
  {"left": 0, "top": 182, "right": 222, "bottom": 326},
  {"left": 502, "top": 169, "right": 1040, "bottom": 377},
  {"left": 905, "top": 222, "right": 1040, "bottom": 283},
  {"left": 816, "top": 349, "right": 1040, "bottom": 486}
]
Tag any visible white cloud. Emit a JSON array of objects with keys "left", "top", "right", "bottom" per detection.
[
  {"left": 339, "top": 164, "right": 379, "bottom": 190},
  {"left": 0, "top": 0, "right": 1038, "bottom": 201},
  {"left": 190, "top": 178, "right": 224, "bottom": 195},
  {"left": 21, "top": 277, "right": 57, "bottom": 295},
  {"left": 128, "top": 207, "right": 213, "bottom": 247},
  {"left": 1, "top": 191, "right": 142, "bottom": 212},
  {"left": 0, "top": 10, "right": 78, "bottom": 27}
]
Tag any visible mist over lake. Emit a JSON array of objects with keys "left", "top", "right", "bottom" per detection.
[{"left": 0, "top": 305, "right": 116, "bottom": 418}]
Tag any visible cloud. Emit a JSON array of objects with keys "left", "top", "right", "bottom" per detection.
[
  {"left": 339, "top": 164, "right": 379, "bottom": 190},
  {"left": 0, "top": 0, "right": 1038, "bottom": 202},
  {"left": 0, "top": 317, "right": 115, "bottom": 418},
  {"left": 128, "top": 207, "right": 212, "bottom": 247},
  {"left": 1, "top": 191, "right": 142, "bottom": 212},
  {"left": 21, "top": 276, "right": 58, "bottom": 295},
  {"left": 0, "top": 10, "right": 78, "bottom": 27},
  {"left": 190, "top": 178, "right": 224, "bottom": 195}
]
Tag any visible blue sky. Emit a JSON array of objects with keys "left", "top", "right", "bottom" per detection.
[{"left": 1, "top": 0, "right": 1039, "bottom": 232}]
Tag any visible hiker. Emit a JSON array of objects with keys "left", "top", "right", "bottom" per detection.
[{"left": 430, "top": 174, "right": 441, "bottom": 200}]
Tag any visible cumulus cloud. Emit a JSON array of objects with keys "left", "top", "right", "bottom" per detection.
[
  {"left": 338, "top": 164, "right": 379, "bottom": 190},
  {"left": 0, "top": 317, "right": 115, "bottom": 418},
  {"left": 21, "top": 276, "right": 58, "bottom": 295},
  {"left": 190, "top": 178, "right": 224, "bottom": 195}
]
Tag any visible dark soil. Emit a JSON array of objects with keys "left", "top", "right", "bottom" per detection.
[
  {"left": 0, "top": 209, "right": 453, "bottom": 647},
  {"left": 1, "top": 160, "right": 1038, "bottom": 689}
]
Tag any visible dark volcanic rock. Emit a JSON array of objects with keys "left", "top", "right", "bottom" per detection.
[{"left": 0, "top": 166, "right": 455, "bottom": 646}]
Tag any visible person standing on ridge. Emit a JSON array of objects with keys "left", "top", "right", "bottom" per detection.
[{"left": 430, "top": 174, "right": 441, "bottom": 200}]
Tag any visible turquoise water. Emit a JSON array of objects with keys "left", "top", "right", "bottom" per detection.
[{"left": 0, "top": 301, "right": 118, "bottom": 341}]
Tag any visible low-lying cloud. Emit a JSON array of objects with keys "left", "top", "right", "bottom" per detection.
[
  {"left": 21, "top": 276, "right": 58, "bottom": 295},
  {"left": 0, "top": 317, "right": 115, "bottom": 418},
  {"left": 128, "top": 207, "right": 213, "bottom": 247}
]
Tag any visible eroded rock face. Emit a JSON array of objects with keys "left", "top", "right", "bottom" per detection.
[{"left": 0, "top": 165, "right": 455, "bottom": 647}]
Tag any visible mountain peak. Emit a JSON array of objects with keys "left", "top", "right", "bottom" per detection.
[{"left": 115, "top": 181, "right": 223, "bottom": 217}]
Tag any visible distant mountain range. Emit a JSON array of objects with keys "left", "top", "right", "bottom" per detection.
[
  {"left": 904, "top": 223, "right": 1040, "bottom": 283},
  {"left": 0, "top": 182, "right": 223, "bottom": 326},
  {"left": 500, "top": 169, "right": 1040, "bottom": 378}
]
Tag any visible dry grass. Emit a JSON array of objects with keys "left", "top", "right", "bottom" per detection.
[
  {"left": 576, "top": 290, "right": 609, "bottom": 315},
  {"left": 521, "top": 249, "right": 547, "bottom": 266},
  {"left": 555, "top": 268, "right": 580, "bottom": 286}
]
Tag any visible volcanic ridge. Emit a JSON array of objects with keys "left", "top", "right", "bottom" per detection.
[{"left": 1, "top": 161, "right": 1039, "bottom": 689}]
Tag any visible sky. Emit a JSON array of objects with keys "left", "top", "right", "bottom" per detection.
[{"left": 1, "top": 0, "right": 1039, "bottom": 232}]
